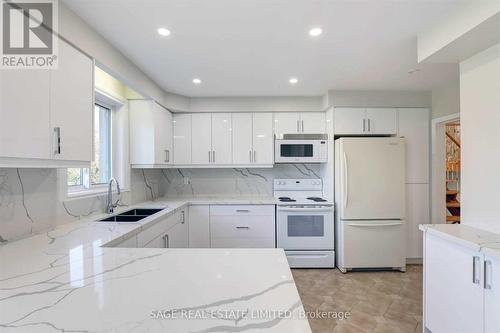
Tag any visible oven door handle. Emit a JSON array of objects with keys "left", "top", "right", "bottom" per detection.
[{"left": 278, "top": 207, "right": 333, "bottom": 213}]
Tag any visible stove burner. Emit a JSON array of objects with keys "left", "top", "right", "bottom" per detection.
[
  {"left": 279, "top": 197, "right": 297, "bottom": 202},
  {"left": 307, "top": 197, "right": 327, "bottom": 202}
]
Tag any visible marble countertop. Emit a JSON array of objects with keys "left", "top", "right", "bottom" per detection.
[
  {"left": 0, "top": 198, "right": 311, "bottom": 333},
  {"left": 161, "top": 196, "right": 278, "bottom": 205},
  {"left": 419, "top": 224, "right": 500, "bottom": 259}
]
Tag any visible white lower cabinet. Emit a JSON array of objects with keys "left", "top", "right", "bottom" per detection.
[
  {"left": 424, "top": 232, "right": 500, "bottom": 333},
  {"left": 116, "top": 235, "right": 137, "bottom": 248},
  {"left": 136, "top": 209, "right": 188, "bottom": 248},
  {"left": 485, "top": 253, "right": 500, "bottom": 333},
  {"left": 406, "top": 184, "right": 429, "bottom": 259},
  {"left": 210, "top": 205, "right": 275, "bottom": 248},
  {"left": 188, "top": 205, "right": 210, "bottom": 247}
]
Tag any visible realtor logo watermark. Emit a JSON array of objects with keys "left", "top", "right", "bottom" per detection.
[{"left": 1, "top": 0, "right": 58, "bottom": 68}]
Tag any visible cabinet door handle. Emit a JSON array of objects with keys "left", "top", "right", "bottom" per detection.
[
  {"left": 362, "top": 119, "right": 366, "bottom": 132},
  {"left": 368, "top": 119, "right": 371, "bottom": 132},
  {"left": 208, "top": 151, "right": 211, "bottom": 163},
  {"left": 162, "top": 234, "right": 169, "bottom": 248},
  {"left": 181, "top": 211, "right": 185, "bottom": 224},
  {"left": 236, "top": 209, "right": 250, "bottom": 213},
  {"left": 484, "top": 260, "right": 492, "bottom": 290},
  {"left": 212, "top": 151, "right": 215, "bottom": 163},
  {"left": 249, "top": 150, "right": 253, "bottom": 163},
  {"left": 296, "top": 120, "right": 300, "bottom": 133},
  {"left": 167, "top": 150, "right": 170, "bottom": 162},
  {"left": 253, "top": 150, "right": 256, "bottom": 163},
  {"left": 301, "top": 120, "right": 304, "bottom": 133},
  {"left": 472, "top": 256, "right": 481, "bottom": 284},
  {"left": 54, "top": 127, "right": 61, "bottom": 155},
  {"left": 236, "top": 226, "right": 250, "bottom": 229}
]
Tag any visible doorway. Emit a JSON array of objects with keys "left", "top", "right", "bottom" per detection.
[{"left": 431, "top": 113, "right": 460, "bottom": 224}]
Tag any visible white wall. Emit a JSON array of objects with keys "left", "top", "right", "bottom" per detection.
[
  {"left": 460, "top": 43, "right": 500, "bottom": 234},
  {"left": 327, "top": 90, "right": 431, "bottom": 108},
  {"left": 431, "top": 80, "right": 460, "bottom": 119}
]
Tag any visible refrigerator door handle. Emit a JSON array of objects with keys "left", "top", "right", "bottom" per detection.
[{"left": 343, "top": 151, "right": 348, "bottom": 209}]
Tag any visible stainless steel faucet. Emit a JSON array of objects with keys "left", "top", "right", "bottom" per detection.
[{"left": 107, "top": 178, "right": 121, "bottom": 214}]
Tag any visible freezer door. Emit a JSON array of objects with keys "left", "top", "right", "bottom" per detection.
[
  {"left": 341, "top": 220, "right": 405, "bottom": 269},
  {"left": 339, "top": 138, "right": 405, "bottom": 219}
]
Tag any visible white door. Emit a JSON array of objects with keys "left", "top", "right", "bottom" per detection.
[
  {"left": 425, "top": 234, "right": 483, "bottom": 333},
  {"left": 405, "top": 184, "right": 429, "bottom": 259},
  {"left": 366, "top": 108, "right": 397, "bottom": 135},
  {"left": 334, "top": 108, "right": 365, "bottom": 135},
  {"left": 153, "top": 103, "right": 172, "bottom": 165},
  {"left": 188, "top": 205, "right": 210, "bottom": 247},
  {"left": 274, "top": 112, "right": 300, "bottom": 136},
  {"left": 340, "top": 138, "right": 405, "bottom": 219},
  {"left": 300, "top": 112, "right": 325, "bottom": 133},
  {"left": 173, "top": 113, "right": 192, "bottom": 165},
  {"left": 191, "top": 113, "right": 212, "bottom": 164},
  {"left": 232, "top": 113, "right": 253, "bottom": 164},
  {"left": 50, "top": 39, "right": 93, "bottom": 162},
  {"left": 0, "top": 69, "right": 51, "bottom": 159},
  {"left": 485, "top": 251, "right": 500, "bottom": 333},
  {"left": 211, "top": 113, "right": 232, "bottom": 164},
  {"left": 342, "top": 220, "right": 405, "bottom": 269},
  {"left": 398, "top": 108, "right": 430, "bottom": 183},
  {"left": 252, "top": 113, "right": 273, "bottom": 164}
]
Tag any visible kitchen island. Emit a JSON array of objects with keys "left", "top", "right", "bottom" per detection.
[{"left": 0, "top": 200, "right": 310, "bottom": 333}]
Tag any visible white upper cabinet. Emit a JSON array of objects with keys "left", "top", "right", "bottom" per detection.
[
  {"left": 0, "top": 69, "right": 51, "bottom": 159},
  {"left": 365, "top": 108, "right": 397, "bottom": 135},
  {"left": 252, "top": 113, "right": 273, "bottom": 165},
  {"left": 232, "top": 113, "right": 273, "bottom": 165},
  {"left": 129, "top": 100, "right": 173, "bottom": 167},
  {"left": 300, "top": 112, "right": 326, "bottom": 134},
  {"left": 173, "top": 113, "right": 192, "bottom": 165},
  {"left": 274, "top": 112, "right": 326, "bottom": 136},
  {"left": 50, "top": 39, "right": 94, "bottom": 162},
  {"left": 211, "top": 113, "right": 232, "bottom": 165},
  {"left": 274, "top": 112, "right": 300, "bottom": 136},
  {"left": 334, "top": 108, "right": 397, "bottom": 135},
  {"left": 334, "top": 108, "right": 366, "bottom": 135},
  {"left": 191, "top": 113, "right": 212, "bottom": 165},
  {"left": 232, "top": 113, "right": 253, "bottom": 164},
  {"left": 485, "top": 253, "right": 500, "bottom": 333},
  {"left": 398, "top": 108, "right": 430, "bottom": 183},
  {"left": 0, "top": 37, "right": 93, "bottom": 167}
]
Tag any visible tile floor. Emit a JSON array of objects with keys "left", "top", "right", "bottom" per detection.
[{"left": 292, "top": 265, "right": 423, "bottom": 333}]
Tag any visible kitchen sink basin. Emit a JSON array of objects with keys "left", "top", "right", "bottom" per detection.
[
  {"left": 98, "top": 208, "right": 164, "bottom": 223},
  {"left": 117, "top": 208, "right": 163, "bottom": 216},
  {"left": 99, "top": 215, "right": 147, "bottom": 222}
]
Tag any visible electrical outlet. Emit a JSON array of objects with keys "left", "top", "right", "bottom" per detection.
[{"left": 183, "top": 177, "right": 190, "bottom": 185}]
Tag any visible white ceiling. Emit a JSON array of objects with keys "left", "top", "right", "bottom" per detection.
[{"left": 63, "top": 0, "right": 461, "bottom": 97}]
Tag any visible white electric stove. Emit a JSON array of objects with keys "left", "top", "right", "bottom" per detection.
[{"left": 274, "top": 179, "right": 335, "bottom": 268}]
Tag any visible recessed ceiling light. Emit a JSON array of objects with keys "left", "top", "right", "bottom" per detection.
[
  {"left": 192, "top": 78, "right": 202, "bottom": 84},
  {"left": 309, "top": 27, "right": 323, "bottom": 37},
  {"left": 289, "top": 77, "right": 298, "bottom": 84},
  {"left": 157, "top": 27, "right": 171, "bottom": 36}
]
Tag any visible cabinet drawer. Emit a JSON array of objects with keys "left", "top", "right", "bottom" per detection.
[
  {"left": 211, "top": 215, "right": 275, "bottom": 238},
  {"left": 210, "top": 205, "right": 275, "bottom": 216},
  {"left": 211, "top": 237, "right": 275, "bottom": 248}
]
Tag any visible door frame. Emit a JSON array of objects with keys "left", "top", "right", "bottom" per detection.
[{"left": 431, "top": 113, "right": 460, "bottom": 224}]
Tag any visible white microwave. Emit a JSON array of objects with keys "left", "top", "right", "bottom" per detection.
[{"left": 274, "top": 134, "right": 328, "bottom": 163}]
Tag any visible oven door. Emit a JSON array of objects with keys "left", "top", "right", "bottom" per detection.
[
  {"left": 275, "top": 140, "right": 319, "bottom": 163},
  {"left": 277, "top": 206, "right": 334, "bottom": 250}
]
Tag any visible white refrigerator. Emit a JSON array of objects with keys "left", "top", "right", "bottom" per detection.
[{"left": 334, "top": 137, "right": 406, "bottom": 272}]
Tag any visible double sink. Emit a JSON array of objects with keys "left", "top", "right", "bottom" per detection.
[{"left": 98, "top": 208, "right": 164, "bottom": 223}]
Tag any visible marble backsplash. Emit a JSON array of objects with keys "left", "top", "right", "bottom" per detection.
[
  {"left": 0, "top": 164, "right": 323, "bottom": 243},
  {"left": 0, "top": 168, "right": 166, "bottom": 244},
  {"left": 160, "top": 164, "right": 322, "bottom": 198}
]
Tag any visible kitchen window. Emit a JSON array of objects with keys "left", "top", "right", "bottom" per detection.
[{"left": 67, "top": 103, "right": 112, "bottom": 191}]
